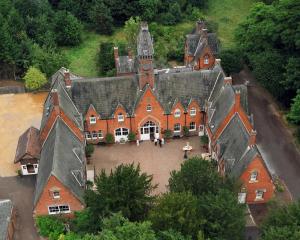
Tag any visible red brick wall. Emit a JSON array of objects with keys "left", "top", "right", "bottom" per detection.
[
  {"left": 138, "top": 58, "right": 154, "bottom": 89},
  {"left": 34, "top": 175, "right": 84, "bottom": 216},
  {"left": 240, "top": 156, "right": 274, "bottom": 204},
  {"left": 195, "top": 47, "right": 215, "bottom": 70}
]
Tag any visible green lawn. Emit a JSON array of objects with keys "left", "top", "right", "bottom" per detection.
[
  {"left": 62, "top": 0, "right": 255, "bottom": 77},
  {"left": 205, "top": 0, "right": 255, "bottom": 48}
]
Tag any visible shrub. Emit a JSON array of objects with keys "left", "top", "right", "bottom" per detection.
[
  {"left": 128, "top": 132, "right": 136, "bottom": 142},
  {"left": 163, "top": 129, "right": 172, "bottom": 139},
  {"left": 85, "top": 144, "right": 94, "bottom": 157},
  {"left": 23, "top": 66, "right": 47, "bottom": 91},
  {"left": 105, "top": 133, "right": 114, "bottom": 144},
  {"left": 183, "top": 126, "right": 189, "bottom": 137},
  {"left": 200, "top": 135, "right": 208, "bottom": 145},
  {"left": 36, "top": 216, "right": 65, "bottom": 240},
  {"left": 219, "top": 48, "right": 243, "bottom": 76}
]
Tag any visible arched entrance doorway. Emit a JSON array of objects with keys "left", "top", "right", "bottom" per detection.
[
  {"left": 114, "top": 128, "right": 129, "bottom": 142},
  {"left": 140, "top": 121, "right": 159, "bottom": 141}
]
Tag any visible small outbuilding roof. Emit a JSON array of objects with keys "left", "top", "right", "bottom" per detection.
[{"left": 14, "top": 127, "right": 41, "bottom": 163}]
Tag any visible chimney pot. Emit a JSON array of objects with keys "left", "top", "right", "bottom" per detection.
[
  {"left": 249, "top": 129, "right": 257, "bottom": 146},
  {"left": 64, "top": 69, "right": 71, "bottom": 88},
  {"left": 224, "top": 77, "right": 232, "bottom": 85}
]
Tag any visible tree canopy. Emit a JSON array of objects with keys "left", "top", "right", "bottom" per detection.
[{"left": 23, "top": 66, "right": 47, "bottom": 90}]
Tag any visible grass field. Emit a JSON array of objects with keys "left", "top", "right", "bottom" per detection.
[
  {"left": 205, "top": 0, "right": 255, "bottom": 48},
  {"left": 63, "top": 0, "right": 255, "bottom": 76}
]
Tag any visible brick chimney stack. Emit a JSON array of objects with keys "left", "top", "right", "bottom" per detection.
[
  {"left": 202, "top": 28, "right": 208, "bottom": 38},
  {"left": 196, "top": 20, "right": 205, "bottom": 33},
  {"left": 64, "top": 69, "right": 71, "bottom": 88},
  {"left": 249, "top": 129, "right": 257, "bottom": 147},
  {"left": 51, "top": 89, "right": 59, "bottom": 106},
  {"left": 224, "top": 76, "right": 232, "bottom": 85},
  {"left": 234, "top": 90, "right": 241, "bottom": 111}
]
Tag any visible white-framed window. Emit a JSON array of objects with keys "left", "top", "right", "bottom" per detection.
[
  {"left": 189, "top": 122, "right": 196, "bottom": 131},
  {"left": 85, "top": 131, "right": 91, "bottom": 140},
  {"left": 174, "top": 109, "right": 181, "bottom": 118},
  {"left": 255, "top": 190, "right": 264, "bottom": 200},
  {"left": 250, "top": 171, "right": 258, "bottom": 182},
  {"left": 190, "top": 108, "right": 196, "bottom": 116},
  {"left": 204, "top": 55, "right": 209, "bottom": 64},
  {"left": 118, "top": 113, "right": 124, "bottom": 122},
  {"left": 89, "top": 115, "right": 96, "bottom": 124},
  {"left": 48, "top": 205, "right": 70, "bottom": 215},
  {"left": 146, "top": 104, "right": 152, "bottom": 112},
  {"left": 22, "top": 166, "right": 27, "bottom": 169},
  {"left": 53, "top": 191, "right": 60, "bottom": 199},
  {"left": 92, "top": 131, "right": 98, "bottom": 139},
  {"left": 98, "top": 130, "right": 103, "bottom": 139},
  {"left": 199, "top": 125, "right": 204, "bottom": 132},
  {"left": 115, "top": 128, "right": 129, "bottom": 136},
  {"left": 34, "top": 164, "right": 38, "bottom": 168},
  {"left": 174, "top": 123, "right": 181, "bottom": 132}
]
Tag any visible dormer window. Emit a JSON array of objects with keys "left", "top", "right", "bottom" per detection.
[
  {"left": 118, "top": 113, "right": 124, "bottom": 122},
  {"left": 90, "top": 115, "right": 96, "bottom": 124},
  {"left": 174, "top": 109, "right": 181, "bottom": 118},
  {"left": 250, "top": 171, "right": 258, "bottom": 182},
  {"left": 204, "top": 55, "right": 209, "bottom": 64},
  {"left": 146, "top": 104, "right": 152, "bottom": 112},
  {"left": 190, "top": 108, "right": 196, "bottom": 116}
]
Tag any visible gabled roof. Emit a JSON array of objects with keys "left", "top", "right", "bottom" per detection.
[
  {"left": 71, "top": 75, "right": 139, "bottom": 118},
  {"left": 15, "top": 127, "right": 40, "bottom": 163},
  {"left": 0, "top": 199, "right": 13, "bottom": 240},
  {"left": 34, "top": 118, "right": 85, "bottom": 206},
  {"left": 40, "top": 78, "right": 83, "bottom": 131},
  {"left": 217, "top": 114, "right": 251, "bottom": 177},
  {"left": 208, "top": 83, "right": 235, "bottom": 134}
]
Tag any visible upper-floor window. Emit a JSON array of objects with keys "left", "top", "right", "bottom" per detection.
[
  {"left": 255, "top": 190, "right": 264, "bottom": 200},
  {"left": 250, "top": 171, "right": 258, "bottom": 182},
  {"left": 89, "top": 115, "right": 96, "bottom": 124},
  {"left": 53, "top": 191, "right": 60, "bottom": 199},
  {"left": 174, "top": 109, "right": 181, "bottom": 118},
  {"left": 146, "top": 104, "right": 152, "bottom": 112},
  {"left": 118, "top": 113, "right": 124, "bottom": 122},
  {"left": 190, "top": 108, "right": 196, "bottom": 116},
  {"left": 204, "top": 55, "right": 209, "bottom": 64},
  {"left": 174, "top": 123, "right": 181, "bottom": 132}
]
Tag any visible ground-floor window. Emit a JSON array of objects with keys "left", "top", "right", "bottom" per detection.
[
  {"left": 92, "top": 131, "right": 98, "bottom": 139},
  {"left": 115, "top": 128, "right": 129, "bottom": 136},
  {"left": 85, "top": 132, "right": 91, "bottom": 139},
  {"left": 174, "top": 123, "right": 181, "bottom": 132},
  {"left": 255, "top": 189, "right": 265, "bottom": 200},
  {"left": 98, "top": 130, "right": 103, "bottom": 138},
  {"left": 48, "top": 204, "right": 70, "bottom": 215},
  {"left": 189, "top": 122, "right": 196, "bottom": 131}
]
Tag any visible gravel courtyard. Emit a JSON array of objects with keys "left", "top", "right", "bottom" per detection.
[{"left": 89, "top": 136, "right": 205, "bottom": 194}]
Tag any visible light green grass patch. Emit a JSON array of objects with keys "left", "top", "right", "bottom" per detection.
[{"left": 205, "top": 0, "right": 255, "bottom": 48}]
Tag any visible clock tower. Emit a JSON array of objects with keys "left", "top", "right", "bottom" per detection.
[{"left": 137, "top": 22, "right": 155, "bottom": 90}]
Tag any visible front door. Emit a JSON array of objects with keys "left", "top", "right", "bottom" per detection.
[{"left": 140, "top": 121, "right": 159, "bottom": 141}]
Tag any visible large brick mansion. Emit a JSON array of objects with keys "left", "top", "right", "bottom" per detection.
[{"left": 15, "top": 21, "right": 274, "bottom": 216}]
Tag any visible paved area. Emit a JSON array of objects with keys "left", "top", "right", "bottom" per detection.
[
  {"left": 0, "top": 92, "right": 47, "bottom": 177},
  {"left": 90, "top": 136, "right": 204, "bottom": 194},
  {"left": 237, "top": 68, "right": 300, "bottom": 200},
  {"left": 0, "top": 176, "right": 39, "bottom": 240}
]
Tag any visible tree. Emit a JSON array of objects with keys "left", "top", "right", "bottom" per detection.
[
  {"left": 124, "top": 17, "right": 141, "bottom": 53},
  {"left": 54, "top": 10, "right": 83, "bottom": 46},
  {"left": 157, "top": 229, "right": 192, "bottom": 240},
  {"left": 98, "top": 41, "right": 115, "bottom": 76},
  {"left": 149, "top": 192, "right": 201, "bottom": 238},
  {"left": 36, "top": 215, "right": 65, "bottom": 240},
  {"left": 198, "top": 189, "right": 245, "bottom": 240},
  {"left": 261, "top": 201, "right": 300, "bottom": 240},
  {"left": 283, "top": 57, "right": 300, "bottom": 93},
  {"left": 23, "top": 66, "right": 47, "bottom": 90},
  {"left": 287, "top": 91, "right": 300, "bottom": 125},
  {"left": 168, "top": 157, "right": 224, "bottom": 196},
  {"left": 85, "top": 163, "right": 157, "bottom": 222},
  {"left": 219, "top": 49, "right": 243, "bottom": 76},
  {"left": 89, "top": 0, "right": 114, "bottom": 35},
  {"left": 139, "top": 0, "right": 159, "bottom": 22}
]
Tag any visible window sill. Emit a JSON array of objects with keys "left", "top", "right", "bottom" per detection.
[
  {"left": 249, "top": 180, "right": 258, "bottom": 183},
  {"left": 255, "top": 197, "right": 264, "bottom": 201},
  {"left": 189, "top": 129, "right": 196, "bottom": 132}
]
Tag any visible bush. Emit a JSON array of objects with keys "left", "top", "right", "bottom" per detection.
[
  {"left": 163, "top": 129, "right": 172, "bottom": 139},
  {"left": 219, "top": 48, "right": 243, "bottom": 76},
  {"left": 85, "top": 144, "right": 94, "bottom": 157},
  {"left": 183, "top": 126, "right": 189, "bottom": 137},
  {"left": 128, "top": 132, "right": 136, "bottom": 142},
  {"left": 105, "top": 133, "right": 114, "bottom": 144},
  {"left": 200, "top": 135, "right": 208, "bottom": 145},
  {"left": 36, "top": 216, "right": 65, "bottom": 240},
  {"left": 23, "top": 66, "right": 47, "bottom": 90}
]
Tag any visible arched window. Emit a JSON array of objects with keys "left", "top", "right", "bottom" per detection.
[
  {"left": 115, "top": 128, "right": 129, "bottom": 136},
  {"left": 174, "top": 109, "right": 181, "bottom": 118},
  {"left": 174, "top": 123, "right": 181, "bottom": 132},
  {"left": 89, "top": 115, "right": 96, "bottom": 124},
  {"left": 204, "top": 55, "right": 209, "bottom": 64},
  {"left": 146, "top": 104, "right": 152, "bottom": 112}
]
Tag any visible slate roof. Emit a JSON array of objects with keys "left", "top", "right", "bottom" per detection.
[
  {"left": 0, "top": 199, "right": 13, "bottom": 240},
  {"left": 34, "top": 118, "right": 85, "bottom": 206},
  {"left": 116, "top": 56, "right": 135, "bottom": 74},
  {"left": 208, "top": 83, "right": 235, "bottom": 134},
  {"left": 137, "top": 23, "right": 154, "bottom": 57},
  {"left": 15, "top": 127, "right": 40, "bottom": 163},
  {"left": 40, "top": 78, "right": 83, "bottom": 131},
  {"left": 71, "top": 75, "right": 139, "bottom": 118},
  {"left": 217, "top": 114, "right": 251, "bottom": 178}
]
